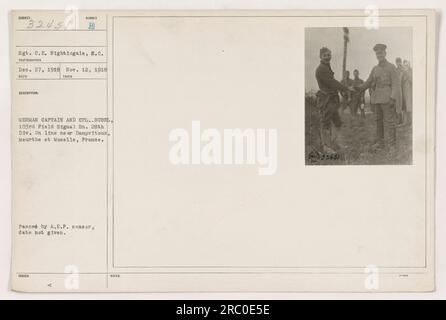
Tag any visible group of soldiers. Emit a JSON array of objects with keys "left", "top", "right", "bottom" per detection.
[
  {"left": 340, "top": 69, "right": 366, "bottom": 120},
  {"left": 315, "top": 43, "right": 413, "bottom": 157}
]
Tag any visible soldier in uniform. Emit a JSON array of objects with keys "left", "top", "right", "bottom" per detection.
[
  {"left": 401, "top": 60, "right": 413, "bottom": 125},
  {"left": 395, "top": 57, "right": 404, "bottom": 75},
  {"left": 351, "top": 69, "right": 365, "bottom": 120},
  {"left": 315, "top": 47, "right": 352, "bottom": 154},
  {"left": 340, "top": 70, "right": 354, "bottom": 113},
  {"left": 395, "top": 57, "right": 405, "bottom": 124},
  {"left": 356, "top": 44, "right": 402, "bottom": 153}
]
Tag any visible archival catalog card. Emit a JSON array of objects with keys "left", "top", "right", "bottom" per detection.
[{"left": 10, "top": 10, "right": 436, "bottom": 292}]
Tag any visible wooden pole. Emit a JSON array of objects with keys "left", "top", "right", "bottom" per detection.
[{"left": 342, "top": 27, "right": 349, "bottom": 81}]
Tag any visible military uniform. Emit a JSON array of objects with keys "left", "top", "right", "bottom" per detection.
[
  {"left": 340, "top": 77, "right": 354, "bottom": 112},
  {"left": 395, "top": 64, "right": 405, "bottom": 113},
  {"left": 315, "top": 60, "right": 349, "bottom": 151},
  {"left": 401, "top": 67, "right": 412, "bottom": 112},
  {"left": 351, "top": 77, "right": 365, "bottom": 117},
  {"left": 315, "top": 61, "right": 348, "bottom": 129},
  {"left": 359, "top": 44, "right": 401, "bottom": 149}
]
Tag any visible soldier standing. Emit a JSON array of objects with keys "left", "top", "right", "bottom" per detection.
[
  {"left": 401, "top": 60, "right": 413, "bottom": 125},
  {"left": 356, "top": 44, "right": 402, "bottom": 154},
  {"left": 341, "top": 70, "right": 354, "bottom": 113},
  {"left": 395, "top": 57, "right": 405, "bottom": 124},
  {"left": 395, "top": 57, "right": 404, "bottom": 75},
  {"left": 351, "top": 69, "right": 365, "bottom": 120},
  {"left": 315, "top": 47, "right": 352, "bottom": 154}
]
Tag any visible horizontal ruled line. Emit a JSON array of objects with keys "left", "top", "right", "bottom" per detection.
[
  {"left": 16, "top": 61, "right": 106, "bottom": 64},
  {"left": 16, "top": 45, "right": 107, "bottom": 48},
  {"left": 16, "top": 78, "right": 106, "bottom": 81},
  {"left": 16, "top": 29, "right": 106, "bottom": 32}
]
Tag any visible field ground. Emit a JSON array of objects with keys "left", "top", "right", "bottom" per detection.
[{"left": 305, "top": 99, "right": 412, "bottom": 166}]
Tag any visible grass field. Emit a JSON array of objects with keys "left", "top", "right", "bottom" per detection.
[{"left": 305, "top": 96, "right": 412, "bottom": 166}]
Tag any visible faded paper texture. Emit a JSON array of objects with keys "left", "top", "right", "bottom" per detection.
[{"left": 10, "top": 10, "right": 436, "bottom": 292}]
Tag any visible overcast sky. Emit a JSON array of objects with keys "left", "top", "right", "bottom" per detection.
[{"left": 305, "top": 27, "right": 412, "bottom": 92}]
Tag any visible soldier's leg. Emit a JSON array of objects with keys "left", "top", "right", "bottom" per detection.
[
  {"left": 340, "top": 97, "right": 347, "bottom": 112},
  {"left": 348, "top": 101, "right": 355, "bottom": 123},
  {"left": 353, "top": 100, "right": 361, "bottom": 124},
  {"left": 320, "top": 101, "right": 336, "bottom": 154},
  {"left": 401, "top": 95, "right": 407, "bottom": 125},
  {"left": 348, "top": 100, "right": 355, "bottom": 118},
  {"left": 331, "top": 101, "right": 344, "bottom": 151},
  {"left": 382, "top": 103, "right": 397, "bottom": 151},
  {"left": 372, "top": 104, "right": 384, "bottom": 148},
  {"left": 360, "top": 102, "right": 366, "bottom": 120},
  {"left": 352, "top": 99, "right": 360, "bottom": 116},
  {"left": 399, "top": 111, "right": 406, "bottom": 126}
]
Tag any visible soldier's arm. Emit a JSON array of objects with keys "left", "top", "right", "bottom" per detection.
[
  {"left": 316, "top": 66, "right": 349, "bottom": 92},
  {"left": 357, "top": 69, "right": 373, "bottom": 91}
]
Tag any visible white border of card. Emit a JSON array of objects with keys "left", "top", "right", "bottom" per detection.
[{"left": 10, "top": 10, "right": 436, "bottom": 292}]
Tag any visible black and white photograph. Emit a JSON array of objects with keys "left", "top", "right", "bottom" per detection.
[{"left": 305, "top": 27, "right": 413, "bottom": 165}]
